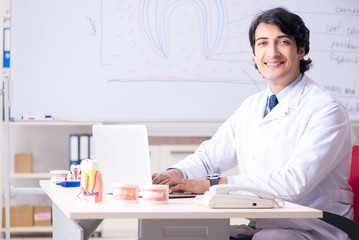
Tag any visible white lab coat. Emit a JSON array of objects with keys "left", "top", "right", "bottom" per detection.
[{"left": 172, "top": 74, "right": 356, "bottom": 240}]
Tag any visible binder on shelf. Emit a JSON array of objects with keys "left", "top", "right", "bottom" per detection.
[
  {"left": 3, "top": 27, "right": 10, "bottom": 68},
  {"left": 79, "top": 134, "right": 90, "bottom": 160},
  {"left": 69, "top": 133, "right": 94, "bottom": 168},
  {"left": 89, "top": 134, "right": 95, "bottom": 159},
  {"left": 69, "top": 134, "right": 80, "bottom": 167}
]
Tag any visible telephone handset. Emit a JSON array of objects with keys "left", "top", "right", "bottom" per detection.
[{"left": 195, "top": 184, "right": 284, "bottom": 209}]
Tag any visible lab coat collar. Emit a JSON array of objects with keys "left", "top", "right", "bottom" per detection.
[
  {"left": 260, "top": 74, "right": 309, "bottom": 124},
  {"left": 287, "top": 74, "right": 309, "bottom": 110}
]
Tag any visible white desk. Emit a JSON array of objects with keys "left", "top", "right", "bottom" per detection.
[{"left": 40, "top": 180, "right": 322, "bottom": 240}]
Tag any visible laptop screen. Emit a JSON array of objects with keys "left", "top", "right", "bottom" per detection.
[{"left": 92, "top": 125, "right": 152, "bottom": 193}]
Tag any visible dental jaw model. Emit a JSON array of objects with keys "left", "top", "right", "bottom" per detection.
[{"left": 78, "top": 159, "right": 103, "bottom": 203}]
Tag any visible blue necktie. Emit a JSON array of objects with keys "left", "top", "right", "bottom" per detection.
[{"left": 269, "top": 94, "right": 278, "bottom": 111}]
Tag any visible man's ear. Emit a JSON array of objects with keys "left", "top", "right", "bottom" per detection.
[{"left": 298, "top": 47, "right": 305, "bottom": 60}]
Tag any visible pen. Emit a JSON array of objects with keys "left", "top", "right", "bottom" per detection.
[{"left": 21, "top": 115, "right": 56, "bottom": 120}]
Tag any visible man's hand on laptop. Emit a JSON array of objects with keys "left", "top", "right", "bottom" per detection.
[
  {"left": 152, "top": 168, "right": 183, "bottom": 184},
  {"left": 161, "top": 178, "right": 210, "bottom": 194}
]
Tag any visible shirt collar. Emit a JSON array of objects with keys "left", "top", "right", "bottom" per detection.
[{"left": 267, "top": 73, "right": 303, "bottom": 101}]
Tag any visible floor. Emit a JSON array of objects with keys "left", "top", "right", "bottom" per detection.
[
  {"left": 4, "top": 228, "right": 138, "bottom": 239},
  {"left": 7, "top": 231, "right": 137, "bottom": 240},
  {"left": 11, "top": 237, "right": 137, "bottom": 240},
  {"left": 11, "top": 238, "right": 136, "bottom": 240},
  {"left": 3, "top": 219, "right": 139, "bottom": 239},
  {"left": 8, "top": 234, "right": 137, "bottom": 240},
  {"left": 5, "top": 219, "right": 249, "bottom": 239}
]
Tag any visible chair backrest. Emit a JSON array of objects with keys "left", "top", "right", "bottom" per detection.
[{"left": 349, "top": 145, "right": 359, "bottom": 222}]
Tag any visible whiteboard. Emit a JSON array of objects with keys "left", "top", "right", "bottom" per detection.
[{"left": 10, "top": 0, "right": 359, "bottom": 122}]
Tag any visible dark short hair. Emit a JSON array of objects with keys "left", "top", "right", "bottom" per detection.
[{"left": 249, "top": 7, "right": 312, "bottom": 73}]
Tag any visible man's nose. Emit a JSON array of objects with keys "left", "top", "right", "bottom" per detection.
[{"left": 266, "top": 43, "right": 280, "bottom": 58}]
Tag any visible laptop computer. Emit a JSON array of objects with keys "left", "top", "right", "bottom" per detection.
[
  {"left": 92, "top": 124, "right": 200, "bottom": 198},
  {"left": 92, "top": 125, "right": 152, "bottom": 193}
]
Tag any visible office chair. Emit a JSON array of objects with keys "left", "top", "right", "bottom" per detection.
[{"left": 320, "top": 145, "right": 359, "bottom": 240}]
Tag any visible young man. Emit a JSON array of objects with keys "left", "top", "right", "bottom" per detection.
[{"left": 152, "top": 7, "right": 355, "bottom": 240}]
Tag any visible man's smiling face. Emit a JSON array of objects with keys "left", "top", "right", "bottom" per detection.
[{"left": 253, "top": 23, "right": 305, "bottom": 90}]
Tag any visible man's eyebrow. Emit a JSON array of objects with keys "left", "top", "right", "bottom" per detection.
[
  {"left": 255, "top": 37, "right": 268, "bottom": 42},
  {"left": 255, "top": 35, "right": 292, "bottom": 42},
  {"left": 277, "top": 35, "right": 292, "bottom": 39}
]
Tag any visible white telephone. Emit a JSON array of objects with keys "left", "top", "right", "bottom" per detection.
[{"left": 195, "top": 184, "right": 284, "bottom": 209}]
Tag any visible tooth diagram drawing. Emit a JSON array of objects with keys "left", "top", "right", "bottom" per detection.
[{"left": 139, "top": 0, "right": 226, "bottom": 59}]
